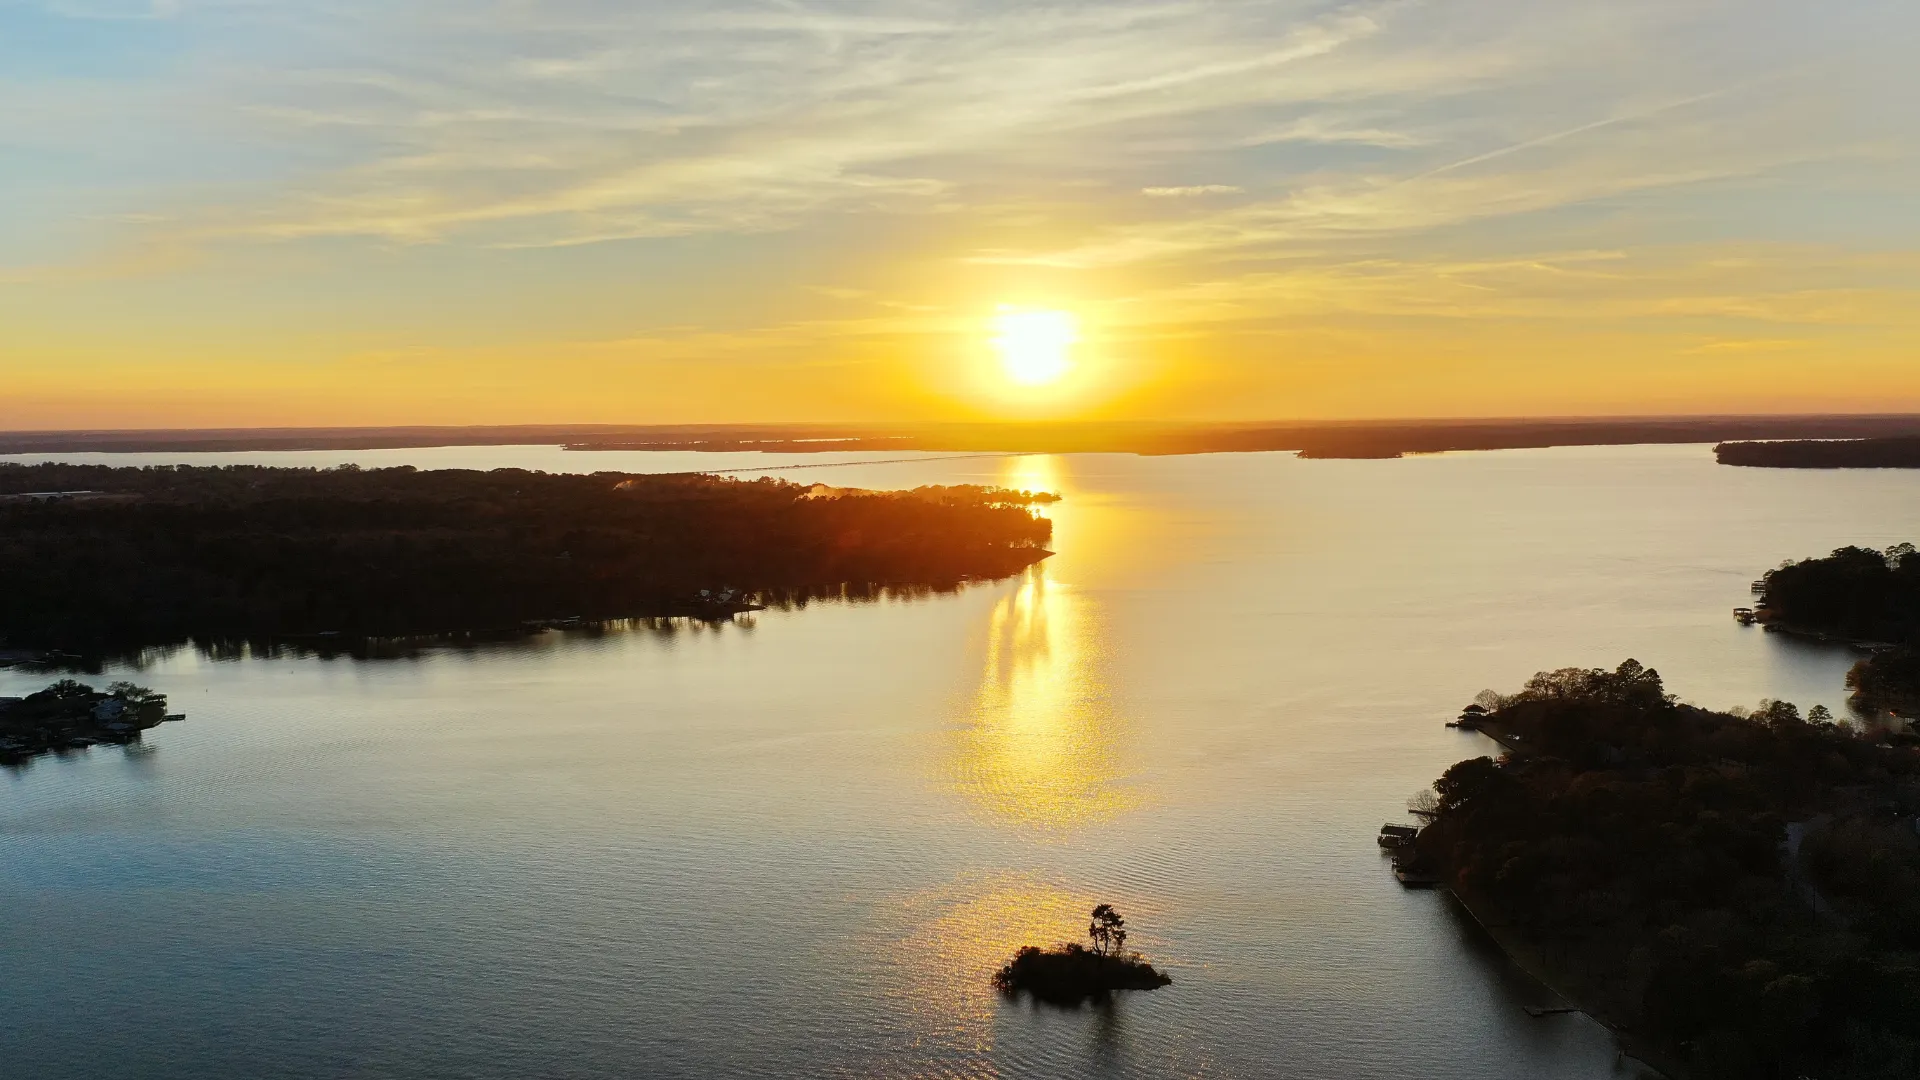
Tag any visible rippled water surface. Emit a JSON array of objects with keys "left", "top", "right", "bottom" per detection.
[{"left": 5, "top": 445, "right": 1918, "bottom": 1079}]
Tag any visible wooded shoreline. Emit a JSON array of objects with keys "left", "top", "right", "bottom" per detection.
[
  {"left": 1440, "top": 881, "right": 1690, "bottom": 1080},
  {"left": 1405, "top": 662, "right": 1920, "bottom": 1078},
  {"left": 0, "top": 464, "right": 1054, "bottom": 655},
  {"left": 1716, "top": 438, "right": 1920, "bottom": 469},
  {"left": 1754, "top": 544, "right": 1920, "bottom": 716}
]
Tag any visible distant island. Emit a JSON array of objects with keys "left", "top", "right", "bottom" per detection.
[
  {"left": 1405, "top": 661, "right": 1920, "bottom": 1079},
  {"left": 1, "top": 679, "right": 181, "bottom": 763},
  {"left": 9, "top": 415, "right": 1920, "bottom": 460},
  {"left": 993, "top": 905, "right": 1173, "bottom": 1006},
  {"left": 0, "top": 464, "right": 1053, "bottom": 653},
  {"left": 1756, "top": 544, "right": 1920, "bottom": 714},
  {"left": 1716, "top": 437, "right": 1920, "bottom": 468}
]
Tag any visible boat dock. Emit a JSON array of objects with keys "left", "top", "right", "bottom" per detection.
[{"left": 1379, "top": 823, "right": 1441, "bottom": 886}]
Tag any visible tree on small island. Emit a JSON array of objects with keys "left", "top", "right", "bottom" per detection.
[
  {"left": 1087, "top": 903, "right": 1126, "bottom": 957},
  {"left": 41, "top": 678, "right": 94, "bottom": 701},
  {"left": 992, "top": 905, "right": 1172, "bottom": 1006}
]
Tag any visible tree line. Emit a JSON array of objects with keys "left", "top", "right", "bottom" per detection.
[
  {"left": 1416, "top": 661, "right": 1920, "bottom": 1079},
  {"left": 1760, "top": 544, "right": 1920, "bottom": 714},
  {"left": 1717, "top": 438, "right": 1920, "bottom": 469},
  {"left": 0, "top": 463, "right": 1054, "bottom": 652}
]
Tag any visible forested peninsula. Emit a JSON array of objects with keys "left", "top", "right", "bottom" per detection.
[
  {"left": 0, "top": 464, "right": 1053, "bottom": 653},
  {"left": 1717, "top": 438, "right": 1920, "bottom": 469},
  {"left": 1411, "top": 662, "right": 1920, "bottom": 1079},
  {"left": 1757, "top": 545, "right": 1920, "bottom": 715}
]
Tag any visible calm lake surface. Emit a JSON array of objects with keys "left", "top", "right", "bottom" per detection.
[{"left": 5, "top": 444, "right": 1918, "bottom": 1079}]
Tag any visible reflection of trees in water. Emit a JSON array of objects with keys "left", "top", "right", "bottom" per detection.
[
  {"left": 36, "top": 579, "right": 1054, "bottom": 671},
  {"left": 948, "top": 565, "right": 1136, "bottom": 829}
]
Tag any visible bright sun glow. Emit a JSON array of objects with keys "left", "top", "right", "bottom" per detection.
[{"left": 991, "top": 309, "right": 1079, "bottom": 386}]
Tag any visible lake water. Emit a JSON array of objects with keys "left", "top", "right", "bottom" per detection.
[{"left": 4, "top": 444, "right": 1916, "bottom": 1079}]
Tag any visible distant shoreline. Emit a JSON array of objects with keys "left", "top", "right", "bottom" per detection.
[
  {"left": 1716, "top": 437, "right": 1920, "bottom": 469},
  {"left": 6, "top": 415, "right": 1920, "bottom": 461}
]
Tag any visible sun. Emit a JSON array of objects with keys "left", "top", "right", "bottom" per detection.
[{"left": 991, "top": 309, "right": 1078, "bottom": 386}]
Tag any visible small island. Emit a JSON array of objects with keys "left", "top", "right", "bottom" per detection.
[
  {"left": 0, "top": 463, "right": 1056, "bottom": 654},
  {"left": 1754, "top": 543, "right": 1920, "bottom": 715},
  {"left": 993, "top": 905, "right": 1173, "bottom": 1006},
  {"left": 1408, "top": 661, "right": 1920, "bottom": 1078},
  {"left": 0, "top": 679, "right": 181, "bottom": 763}
]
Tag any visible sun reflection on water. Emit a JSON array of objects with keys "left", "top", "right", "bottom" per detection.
[
  {"left": 873, "top": 871, "right": 1105, "bottom": 1062},
  {"left": 1000, "top": 453, "right": 1062, "bottom": 505},
  {"left": 946, "top": 456, "right": 1138, "bottom": 829}
]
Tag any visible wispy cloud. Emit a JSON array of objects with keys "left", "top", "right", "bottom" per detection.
[
  {"left": 39, "top": 0, "right": 180, "bottom": 20},
  {"left": 5, "top": 0, "right": 1918, "bottom": 424},
  {"left": 1683, "top": 338, "right": 1811, "bottom": 354},
  {"left": 1236, "top": 117, "right": 1428, "bottom": 149},
  {"left": 1143, "top": 185, "right": 1244, "bottom": 198},
  {"left": 979, "top": 88, "right": 1890, "bottom": 270},
  {"left": 10, "top": 1, "right": 1907, "bottom": 259},
  {"left": 170, "top": 2, "right": 1410, "bottom": 249},
  {"left": 1086, "top": 247, "right": 1920, "bottom": 331}
]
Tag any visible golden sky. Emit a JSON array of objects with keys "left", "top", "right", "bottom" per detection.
[{"left": 2, "top": 1, "right": 1916, "bottom": 428}]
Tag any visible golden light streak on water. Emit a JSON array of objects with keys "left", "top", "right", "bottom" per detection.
[
  {"left": 1001, "top": 453, "right": 1062, "bottom": 504},
  {"left": 946, "top": 565, "right": 1137, "bottom": 831},
  {"left": 942, "top": 454, "right": 1138, "bottom": 830},
  {"left": 875, "top": 871, "right": 1101, "bottom": 1061}
]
